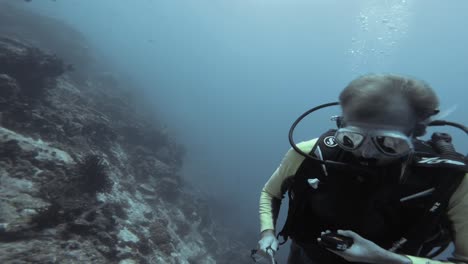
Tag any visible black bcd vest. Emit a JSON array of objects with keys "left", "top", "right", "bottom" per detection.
[{"left": 278, "top": 130, "right": 466, "bottom": 263}]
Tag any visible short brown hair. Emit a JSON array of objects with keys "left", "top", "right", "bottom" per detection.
[{"left": 339, "top": 74, "right": 439, "bottom": 130}]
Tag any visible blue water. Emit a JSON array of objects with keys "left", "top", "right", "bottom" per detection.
[{"left": 16, "top": 0, "right": 467, "bottom": 262}]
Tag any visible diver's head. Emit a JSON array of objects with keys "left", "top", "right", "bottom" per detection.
[{"left": 336, "top": 74, "right": 440, "bottom": 164}]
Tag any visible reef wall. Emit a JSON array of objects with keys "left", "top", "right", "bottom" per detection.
[{"left": 0, "top": 3, "right": 251, "bottom": 264}]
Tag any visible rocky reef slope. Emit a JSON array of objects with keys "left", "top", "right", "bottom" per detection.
[{"left": 0, "top": 4, "right": 251, "bottom": 264}]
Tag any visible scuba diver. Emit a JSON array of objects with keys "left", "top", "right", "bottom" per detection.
[{"left": 255, "top": 74, "right": 468, "bottom": 264}]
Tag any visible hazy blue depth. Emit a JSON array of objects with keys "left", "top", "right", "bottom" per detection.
[{"left": 14, "top": 0, "right": 468, "bottom": 260}]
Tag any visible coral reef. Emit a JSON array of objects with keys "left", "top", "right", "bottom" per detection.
[
  {"left": 0, "top": 36, "right": 67, "bottom": 98},
  {"left": 0, "top": 4, "right": 251, "bottom": 264},
  {"left": 0, "top": 2, "right": 92, "bottom": 82}
]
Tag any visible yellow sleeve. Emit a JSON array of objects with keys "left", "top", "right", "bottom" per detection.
[
  {"left": 405, "top": 256, "right": 445, "bottom": 263},
  {"left": 405, "top": 256, "right": 464, "bottom": 264},
  {"left": 406, "top": 173, "right": 468, "bottom": 264},
  {"left": 259, "top": 139, "right": 318, "bottom": 233}
]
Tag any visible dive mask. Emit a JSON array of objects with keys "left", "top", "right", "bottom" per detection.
[{"left": 334, "top": 124, "right": 414, "bottom": 158}]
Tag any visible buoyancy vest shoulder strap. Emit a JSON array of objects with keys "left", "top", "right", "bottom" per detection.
[
  {"left": 391, "top": 167, "right": 466, "bottom": 255},
  {"left": 310, "top": 129, "right": 344, "bottom": 177},
  {"left": 393, "top": 139, "right": 467, "bottom": 255},
  {"left": 277, "top": 130, "right": 342, "bottom": 244}
]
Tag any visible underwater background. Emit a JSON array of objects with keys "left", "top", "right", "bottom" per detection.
[{"left": 1, "top": 0, "right": 467, "bottom": 263}]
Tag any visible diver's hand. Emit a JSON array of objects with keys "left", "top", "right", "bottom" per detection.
[
  {"left": 258, "top": 229, "right": 279, "bottom": 257},
  {"left": 319, "top": 230, "right": 411, "bottom": 264}
]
